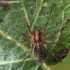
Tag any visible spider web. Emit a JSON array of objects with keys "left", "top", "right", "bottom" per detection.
[{"left": 0, "top": 0, "right": 70, "bottom": 70}]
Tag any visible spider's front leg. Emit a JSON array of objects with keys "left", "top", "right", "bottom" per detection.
[
  {"left": 13, "top": 0, "right": 32, "bottom": 34},
  {"left": 43, "top": 7, "right": 52, "bottom": 33}
]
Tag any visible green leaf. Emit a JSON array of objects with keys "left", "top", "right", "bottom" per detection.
[{"left": 0, "top": 0, "right": 70, "bottom": 70}]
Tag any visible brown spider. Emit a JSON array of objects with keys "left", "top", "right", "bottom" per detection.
[{"left": 0, "top": 0, "right": 68, "bottom": 69}]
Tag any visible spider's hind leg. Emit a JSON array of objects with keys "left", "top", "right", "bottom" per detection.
[
  {"left": 23, "top": 44, "right": 33, "bottom": 61},
  {"left": 43, "top": 44, "right": 58, "bottom": 61}
]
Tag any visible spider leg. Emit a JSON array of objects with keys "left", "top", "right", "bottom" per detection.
[
  {"left": 1, "top": 24, "right": 30, "bottom": 38},
  {"left": 17, "top": 39, "right": 31, "bottom": 43},
  {"left": 43, "top": 7, "right": 52, "bottom": 33},
  {"left": 46, "top": 18, "right": 68, "bottom": 38},
  {"left": 46, "top": 40, "right": 67, "bottom": 50},
  {"left": 23, "top": 44, "right": 33, "bottom": 60},
  {"left": 13, "top": 1, "right": 32, "bottom": 34},
  {"left": 5, "top": 39, "right": 31, "bottom": 46},
  {"left": 46, "top": 27, "right": 65, "bottom": 38},
  {"left": 16, "top": 44, "right": 33, "bottom": 67},
  {"left": 43, "top": 44, "right": 58, "bottom": 60},
  {"left": 46, "top": 40, "right": 62, "bottom": 45}
]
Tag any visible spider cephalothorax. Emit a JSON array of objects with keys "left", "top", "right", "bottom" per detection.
[{"left": 31, "top": 30, "right": 45, "bottom": 44}]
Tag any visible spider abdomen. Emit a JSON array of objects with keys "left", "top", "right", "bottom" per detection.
[{"left": 33, "top": 43, "right": 43, "bottom": 62}]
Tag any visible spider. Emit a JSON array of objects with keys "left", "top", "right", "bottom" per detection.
[{"left": 0, "top": 0, "right": 68, "bottom": 69}]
